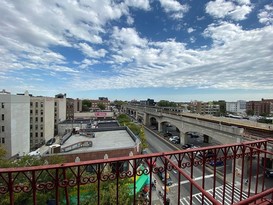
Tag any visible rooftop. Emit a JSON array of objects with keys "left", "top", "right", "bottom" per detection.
[{"left": 61, "top": 129, "right": 136, "bottom": 154}]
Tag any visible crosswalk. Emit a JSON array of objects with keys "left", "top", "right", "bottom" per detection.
[{"left": 180, "top": 183, "right": 248, "bottom": 205}]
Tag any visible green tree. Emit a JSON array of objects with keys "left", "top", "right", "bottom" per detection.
[
  {"left": 117, "top": 114, "right": 131, "bottom": 125},
  {"left": 82, "top": 99, "right": 91, "bottom": 112},
  {"left": 0, "top": 154, "right": 66, "bottom": 205},
  {"left": 157, "top": 100, "right": 177, "bottom": 107},
  {"left": 112, "top": 100, "right": 126, "bottom": 110},
  {"left": 117, "top": 114, "right": 148, "bottom": 149},
  {"left": 97, "top": 102, "right": 106, "bottom": 110}
]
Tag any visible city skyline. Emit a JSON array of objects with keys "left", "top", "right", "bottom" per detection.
[{"left": 0, "top": 0, "right": 273, "bottom": 102}]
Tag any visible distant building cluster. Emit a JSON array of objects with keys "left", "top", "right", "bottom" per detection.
[
  {"left": 0, "top": 89, "right": 116, "bottom": 158},
  {"left": 246, "top": 99, "right": 273, "bottom": 116},
  {"left": 129, "top": 98, "right": 273, "bottom": 117}
]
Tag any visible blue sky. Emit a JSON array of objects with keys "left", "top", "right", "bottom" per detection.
[{"left": 0, "top": 0, "right": 273, "bottom": 102}]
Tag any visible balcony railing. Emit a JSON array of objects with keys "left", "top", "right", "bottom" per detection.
[{"left": 1, "top": 139, "right": 273, "bottom": 205}]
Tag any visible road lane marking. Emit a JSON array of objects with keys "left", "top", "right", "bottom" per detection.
[{"left": 169, "top": 174, "right": 215, "bottom": 188}]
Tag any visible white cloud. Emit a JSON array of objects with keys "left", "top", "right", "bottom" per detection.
[
  {"left": 187, "top": 27, "right": 195, "bottom": 33},
  {"left": 258, "top": 5, "right": 273, "bottom": 25},
  {"left": 237, "top": 0, "right": 251, "bottom": 5},
  {"left": 77, "top": 59, "right": 99, "bottom": 69},
  {"left": 78, "top": 43, "right": 107, "bottom": 58},
  {"left": 111, "top": 27, "right": 148, "bottom": 48},
  {"left": 203, "top": 22, "right": 244, "bottom": 46},
  {"left": 205, "top": 0, "right": 253, "bottom": 21},
  {"left": 1, "top": 0, "right": 272, "bottom": 98},
  {"left": 0, "top": 0, "right": 147, "bottom": 73},
  {"left": 125, "top": 0, "right": 151, "bottom": 10},
  {"left": 127, "top": 16, "right": 134, "bottom": 25},
  {"left": 74, "top": 22, "right": 273, "bottom": 92},
  {"left": 159, "top": 0, "right": 189, "bottom": 19}
]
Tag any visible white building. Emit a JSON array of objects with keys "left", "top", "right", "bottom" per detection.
[
  {"left": 30, "top": 96, "right": 55, "bottom": 149},
  {"left": 30, "top": 94, "right": 67, "bottom": 149},
  {"left": 226, "top": 100, "right": 246, "bottom": 114},
  {"left": 0, "top": 90, "right": 30, "bottom": 158},
  {"left": 54, "top": 94, "right": 67, "bottom": 134}
]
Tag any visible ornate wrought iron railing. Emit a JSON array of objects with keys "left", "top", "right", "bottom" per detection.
[{"left": 1, "top": 139, "right": 273, "bottom": 205}]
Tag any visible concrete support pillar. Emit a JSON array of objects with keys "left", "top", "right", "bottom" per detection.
[
  {"left": 180, "top": 132, "right": 188, "bottom": 145},
  {"left": 143, "top": 113, "right": 148, "bottom": 126},
  {"left": 158, "top": 122, "right": 162, "bottom": 132}
]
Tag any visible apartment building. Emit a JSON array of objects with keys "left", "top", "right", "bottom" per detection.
[
  {"left": 246, "top": 99, "right": 273, "bottom": 116},
  {"left": 66, "top": 98, "right": 82, "bottom": 120},
  {"left": 90, "top": 97, "right": 110, "bottom": 111},
  {"left": 0, "top": 90, "right": 30, "bottom": 158},
  {"left": 30, "top": 94, "right": 67, "bottom": 150},
  {"left": 30, "top": 97, "right": 54, "bottom": 150},
  {"left": 54, "top": 94, "right": 66, "bottom": 134},
  {"left": 190, "top": 101, "right": 220, "bottom": 115},
  {"left": 226, "top": 100, "right": 246, "bottom": 114}
]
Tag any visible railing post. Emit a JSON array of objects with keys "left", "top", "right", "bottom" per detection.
[
  {"left": 55, "top": 168, "right": 59, "bottom": 205},
  {"left": 77, "top": 165, "right": 80, "bottom": 205},
  {"left": 116, "top": 162, "right": 119, "bottom": 205},
  {"left": 32, "top": 171, "right": 37, "bottom": 205},
  {"left": 133, "top": 159, "right": 136, "bottom": 205},
  {"left": 8, "top": 172, "right": 14, "bottom": 205},
  {"left": 97, "top": 163, "right": 101, "bottom": 205},
  {"left": 63, "top": 168, "right": 70, "bottom": 205}
]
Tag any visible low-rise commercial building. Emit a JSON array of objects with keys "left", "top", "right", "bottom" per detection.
[{"left": 45, "top": 122, "right": 141, "bottom": 163}]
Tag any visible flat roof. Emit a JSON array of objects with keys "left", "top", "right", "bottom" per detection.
[{"left": 61, "top": 129, "right": 136, "bottom": 154}]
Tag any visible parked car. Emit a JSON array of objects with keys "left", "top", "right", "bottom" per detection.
[
  {"left": 198, "top": 150, "right": 216, "bottom": 158},
  {"left": 182, "top": 144, "right": 193, "bottom": 149},
  {"left": 170, "top": 139, "right": 180, "bottom": 144},
  {"left": 265, "top": 170, "right": 273, "bottom": 178},
  {"left": 169, "top": 136, "right": 180, "bottom": 144},
  {"left": 46, "top": 138, "right": 56, "bottom": 146},
  {"left": 158, "top": 172, "right": 173, "bottom": 186},
  {"left": 209, "top": 160, "right": 224, "bottom": 166},
  {"left": 190, "top": 133, "right": 200, "bottom": 138}
]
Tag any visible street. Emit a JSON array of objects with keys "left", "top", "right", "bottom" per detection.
[{"left": 143, "top": 128, "right": 258, "bottom": 205}]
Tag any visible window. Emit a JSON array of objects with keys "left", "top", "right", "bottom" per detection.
[
  {"left": 35, "top": 110, "right": 38, "bottom": 115},
  {"left": 1, "top": 126, "right": 4, "bottom": 132},
  {"left": 35, "top": 125, "right": 38, "bottom": 130},
  {"left": 35, "top": 133, "right": 38, "bottom": 137},
  {"left": 41, "top": 110, "right": 43, "bottom": 115},
  {"left": 1, "top": 103, "right": 4, "bottom": 108},
  {"left": 35, "top": 102, "right": 38, "bottom": 107},
  {"left": 1, "top": 114, "right": 4, "bottom": 121},
  {"left": 30, "top": 125, "right": 33, "bottom": 130},
  {"left": 1, "top": 138, "right": 4, "bottom": 144},
  {"left": 30, "top": 133, "right": 33, "bottom": 138},
  {"left": 55, "top": 102, "right": 57, "bottom": 106},
  {"left": 41, "top": 117, "right": 43, "bottom": 122},
  {"left": 30, "top": 110, "right": 33, "bottom": 115},
  {"left": 40, "top": 102, "right": 43, "bottom": 107},
  {"left": 35, "top": 117, "right": 38, "bottom": 122},
  {"left": 40, "top": 132, "right": 43, "bottom": 137},
  {"left": 30, "top": 102, "right": 33, "bottom": 107},
  {"left": 30, "top": 117, "right": 33, "bottom": 123}
]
